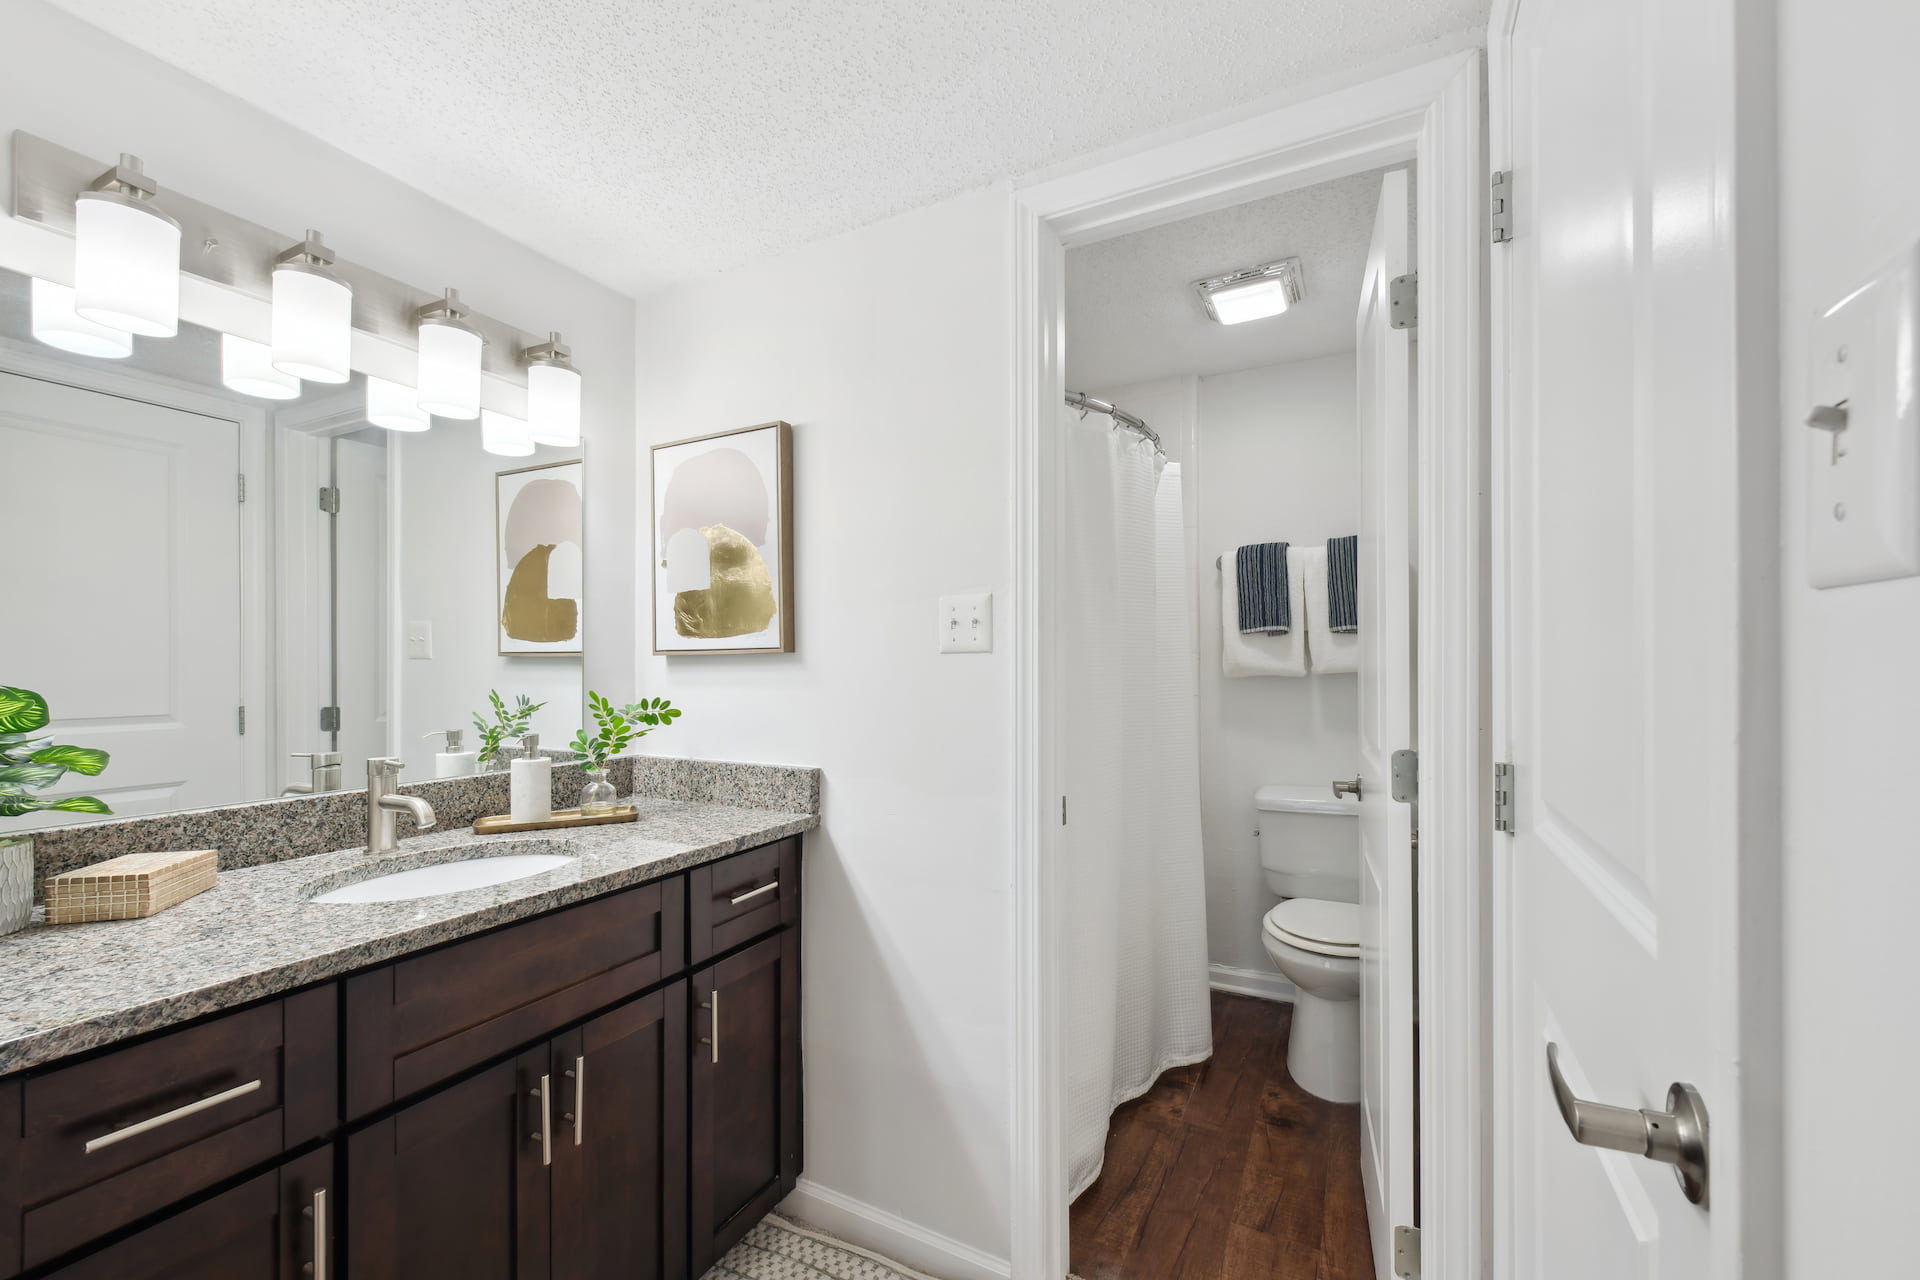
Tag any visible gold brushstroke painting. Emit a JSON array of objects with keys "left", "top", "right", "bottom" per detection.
[
  {"left": 497, "top": 460, "right": 583, "bottom": 656},
  {"left": 652, "top": 422, "right": 794, "bottom": 655}
]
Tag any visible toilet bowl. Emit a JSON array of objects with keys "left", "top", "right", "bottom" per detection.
[
  {"left": 1256, "top": 784, "right": 1363, "bottom": 1104},
  {"left": 1261, "top": 898, "right": 1362, "bottom": 1103}
]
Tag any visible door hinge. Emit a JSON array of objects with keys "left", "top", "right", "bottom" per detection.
[
  {"left": 237, "top": 705, "right": 247, "bottom": 736},
  {"left": 1491, "top": 170, "right": 1513, "bottom": 244},
  {"left": 1390, "top": 749, "right": 1418, "bottom": 803},
  {"left": 317, "top": 485, "right": 341, "bottom": 515},
  {"left": 319, "top": 705, "right": 341, "bottom": 733},
  {"left": 1494, "top": 761, "right": 1516, "bottom": 833},
  {"left": 1389, "top": 272, "right": 1418, "bottom": 329},
  {"left": 237, "top": 473, "right": 247, "bottom": 503},
  {"left": 1061, "top": 795, "right": 1068, "bottom": 825},
  {"left": 1393, "top": 1224, "right": 1421, "bottom": 1278}
]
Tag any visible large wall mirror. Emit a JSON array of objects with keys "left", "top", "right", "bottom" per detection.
[{"left": 0, "top": 265, "right": 584, "bottom": 827}]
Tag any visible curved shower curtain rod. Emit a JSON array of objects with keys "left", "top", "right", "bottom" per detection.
[{"left": 1065, "top": 390, "right": 1164, "bottom": 453}]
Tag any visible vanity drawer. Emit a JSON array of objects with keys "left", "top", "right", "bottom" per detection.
[
  {"left": 344, "top": 879, "right": 684, "bottom": 1120},
  {"left": 688, "top": 839, "right": 800, "bottom": 965},
  {"left": 0, "top": 986, "right": 337, "bottom": 1276}
]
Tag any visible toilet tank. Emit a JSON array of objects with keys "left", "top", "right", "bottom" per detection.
[{"left": 1256, "top": 784, "right": 1361, "bottom": 903}]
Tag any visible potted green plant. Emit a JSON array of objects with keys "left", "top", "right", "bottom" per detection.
[
  {"left": 472, "top": 691, "right": 547, "bottom": 771},
  {"left": 570, "top": 692, "right": 682, "bottom": 813},
  {"left": 0, "top": 686, "right": 111, "bottom": 936}
]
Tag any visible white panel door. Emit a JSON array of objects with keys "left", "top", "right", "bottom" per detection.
[
  {"left": 1356, "top": 166, "right": 1415, "bottom": 1279},
  {"left": 1495, "top": 0, "right": 1744, "bottom": 1275},
  {"left": 0, "top": 371, "right": 247, "bottom": 823}
]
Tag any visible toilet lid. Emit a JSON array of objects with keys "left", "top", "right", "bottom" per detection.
[{"left": 1264, "top": 898, "right": 1361, "bottom": 958}]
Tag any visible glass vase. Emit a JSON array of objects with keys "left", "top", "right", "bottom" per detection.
[{"left": 578, "top": 767, "right": 617, "bottom": 815}]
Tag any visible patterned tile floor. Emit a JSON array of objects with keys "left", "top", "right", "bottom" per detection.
[{"left": 708, "top": 1215, "right": 947, "bottom": 1280}]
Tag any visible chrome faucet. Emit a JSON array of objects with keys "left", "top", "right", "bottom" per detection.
[{"left": 366, "top": 757, "right": 436, "bottom": 854}]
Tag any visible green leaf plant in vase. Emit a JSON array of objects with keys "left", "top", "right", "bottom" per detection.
[
  {"left": 473, "top": 691, "right": 547, "bottom": 773},
  {"left": 570, "top": 692, "right": 683, "bottom": 815},
  {"left": 0, "top": 686, "right": 112, "bottom": 936}
]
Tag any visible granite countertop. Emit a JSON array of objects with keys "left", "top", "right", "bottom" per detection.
[{"left": 0, "top": 795, "right": 816, "bottom": 1075}]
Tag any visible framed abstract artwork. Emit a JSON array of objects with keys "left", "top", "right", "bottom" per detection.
[
  {"left": 651, "top": 421, "right": 794, "bottom": 655},
  {"left": 496, "top": 459, "right": 584, "bottom": 656}
]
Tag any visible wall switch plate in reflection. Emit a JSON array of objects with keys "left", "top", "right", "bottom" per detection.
[
  {"left": 406, "top": 621, "right": 433, "bottom": 659},
  {"left": 1806, "top": 241, "right": 1920, "bottom": 588},
  {"left": 939, "top": 592, "right": 993, "bottom": 653}
]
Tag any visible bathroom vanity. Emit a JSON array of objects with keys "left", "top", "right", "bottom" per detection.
[{"left": 0, "top": 779, "right": 811, "bottom": 1280}]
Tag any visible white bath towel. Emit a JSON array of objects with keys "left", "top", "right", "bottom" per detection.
[
  {"left": 1301, "top": 545, "right": 1359, "bottom": 675},
  {"left": 1221, "top": 545, "right": 1307, "bottom": 677}
]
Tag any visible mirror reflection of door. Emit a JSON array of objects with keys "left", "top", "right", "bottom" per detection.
[{"left": 0, "top": 369, "right": 250, "bottom": 825}]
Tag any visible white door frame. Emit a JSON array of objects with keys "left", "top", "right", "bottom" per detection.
[{"left": 1009, "top": 50, "right": 1488, "bottom": 1279}]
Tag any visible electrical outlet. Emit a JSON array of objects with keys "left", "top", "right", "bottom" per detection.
[
  {"left": 938, "top": 592, "right": 992, "bottom": 653},
  {"left": 406, "top": 621, "right": 434, "bottom": 659}
]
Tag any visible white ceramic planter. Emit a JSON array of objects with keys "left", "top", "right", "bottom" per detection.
[{"left": 0, "top": 835, "right": 33, "bottom": 936}]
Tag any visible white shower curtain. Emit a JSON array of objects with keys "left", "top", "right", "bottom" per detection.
[{"left": 1060, "top": 406, "right": 1213, "bottom": 1199}]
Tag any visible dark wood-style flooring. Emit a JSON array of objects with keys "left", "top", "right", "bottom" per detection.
[{"left": 1069, "top": 992, "right": 1375, "bottom": 1280}]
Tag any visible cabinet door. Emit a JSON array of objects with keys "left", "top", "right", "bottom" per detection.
[
  {"left": 550, "top": 984, "right": 688, "bottom": 1280},
  {"left": 689, "top": 930, "right": 802, "bottom": 1274},
  {"left": 347, "top": 1049, "right": 550, "bottom": 1280},
  {"left": 44, "top": 1145, "right": 331, "bottom": 1280}
]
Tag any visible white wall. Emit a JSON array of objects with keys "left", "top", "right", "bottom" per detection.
[
  {"left": 0, "top": 1, "right": 636, "bottom": 743},
  {"left": 1190, "top": 357, "right": 1360, "bottom": 972},
  {"left": 1778, "top": 2, "right": 1920, "bottom": 1273},
  {"left": 631, "top": 187, "right": 1015, "bottom": 1267}
]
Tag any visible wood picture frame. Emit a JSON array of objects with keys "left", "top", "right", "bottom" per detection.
[{"left": 650, "top": 421, "right": 794, "bottom": 655}]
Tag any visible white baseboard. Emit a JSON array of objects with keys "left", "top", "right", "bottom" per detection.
[
  {"left": 777, "top": 1178, "right": 1012, "bottom": 1280},
  {"left": 1209, "top": 963, "right": 1296, "bottom": 1003}
]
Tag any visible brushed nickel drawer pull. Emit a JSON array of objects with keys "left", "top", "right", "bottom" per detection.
[
  {"left": 564, "top": 1056, "right": 584, "bottom": 1145},
  {"left": 729, "top": 880, "right": 779, "bottom": 906},
  {"left": 530, "top": 1074, "right": 551, "bottom": 1166},
  {"left": 303, "top": 1187, "right": 327, "bottom": 1280},
  {"left": 84, "top": 1078, "right": 263, "bottom": 1154},
  {"left": 698, "top": 991, "right": 720, "bottom": 1064}
]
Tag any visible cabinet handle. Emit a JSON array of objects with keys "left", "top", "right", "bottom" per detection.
[
  {"left": 83, "top": 1078, "right": 262, "bottom": 1154},
  {"left": 729, "top": 880, "right": 779, "bottom": 906},
  {"left": 302, "top": 1188, "right": 327, "bottom": 1280},
  {"left": 530, "top": 1075, "right": 551, "bottom": 1166},
  {"left": 563, "top": 1056, "right": 584, "bottom": 1146},
  {"left": 698, "top": 991, "right": 720, "bottom": 1064}
]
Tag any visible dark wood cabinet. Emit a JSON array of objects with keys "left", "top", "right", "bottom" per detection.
[
  {"left": 689, "top": 929, "right": 803, "bottom": 1275},
  {"left": 42, "top": 1145, "right": 331, "bottom": 1280}
]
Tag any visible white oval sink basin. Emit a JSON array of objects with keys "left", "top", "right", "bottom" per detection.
[{"left": 312, "top": 853, "right": 574, "bottom": 904}]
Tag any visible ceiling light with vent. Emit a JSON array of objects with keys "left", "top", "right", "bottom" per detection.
[{"left": 1192, "top": 257, "right": 1304, "bottom": 325}]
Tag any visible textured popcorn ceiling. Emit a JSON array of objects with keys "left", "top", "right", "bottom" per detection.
[
  {"left": 45, "top": 0, "right": 1484, "bottom": 295},
  {"left": 1066, "top": 167, "right": 1394, "bottom": 388}
]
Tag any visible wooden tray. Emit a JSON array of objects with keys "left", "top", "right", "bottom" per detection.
[{"left": 472, "top": 805, "right": 639, "bottom": 835}]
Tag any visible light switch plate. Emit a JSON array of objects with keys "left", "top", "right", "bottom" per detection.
[
  {"left": 406, "top": 621, "right": 433, "bottom": 659},
  {"left": 1806, "top": 241, "right": 1920, "bottom": 588},
  {"left": 939, "top": 592, "right": 993, "bottom": 653}
]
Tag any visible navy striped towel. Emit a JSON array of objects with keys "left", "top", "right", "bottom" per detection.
[
  {"left": 1327, "top": 535, "right": 1358, "bottom": 632},
  {"left": 1236, "top": 542, "right": 1291, "bottom": 633}
]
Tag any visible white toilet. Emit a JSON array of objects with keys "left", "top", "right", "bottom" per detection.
[{"left": 1256, "top": 783, "right": 1363, "bottom": 1104}]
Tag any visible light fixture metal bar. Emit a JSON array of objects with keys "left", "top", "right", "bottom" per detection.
[{"left": 10, "top": 130, "right": 551, "bottom": 385}]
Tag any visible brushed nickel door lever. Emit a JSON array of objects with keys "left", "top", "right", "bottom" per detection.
[{"left": 1546, "top": 1042, "right": 1709, "bottom": 1205}]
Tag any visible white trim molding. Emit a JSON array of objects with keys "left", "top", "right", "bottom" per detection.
[
  {"left": 1208, "top": 964, "right": 1297, "bottom": 1004},
  {"left": 779, "top": 1179, "right": 1012, "bottom": 1280},
  {"left": 1010, "top": 47, "right": 1488, "bottom": 1280}
]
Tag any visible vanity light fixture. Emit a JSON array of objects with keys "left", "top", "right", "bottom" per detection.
[
  {"left": 72, "top": 154, "right": 182, "bottom": 337},
  {"left": 271, "top": 230, "right": 352, "bottom": 383},
  {"left": 365, "top": 375, "right": 432, "bottom": 432},
  {"left": 414, "top": 288, "right": 483, "bottom": 419},
  {"left": 221, "top": 333, "right": 302, "bottom": 400},
  {"left": 521, "top": 332, "right": 582, "bottom": 447},
  {"left": 480, "top": 408, "right": 535, "bottom": 457},
  {"left": 29, "top": 278, "right": 133, "bottom": 358},
  {"left": 1192, "top": 256, "right": 1305, "bottom": 325}
]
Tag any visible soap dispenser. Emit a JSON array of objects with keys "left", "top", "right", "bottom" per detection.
[
  {"left": 424, "top": 728, "right": 477, "bottom": 778},
  {"left": 509, "top": 732, "right": 553, "bottom": 824}
]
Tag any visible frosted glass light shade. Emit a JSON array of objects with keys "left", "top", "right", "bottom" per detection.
[
  {"left": 272, "top": 264, "right": 352, "bottom": 383},
  {"left": 366, "top": 375, "right": 431, "bottom": 432},
  {"left": 526, "top": 361, "right": 582, "bottom": 447},
  {"left": 481, "top": 409, "right": 534, "bottom": 457},
  {"left": 416, "top": 318, "right": 482, "bottom": 419},
  {"left": 30, "top": 278, "right": 133, "bottom": 358},
  {"left": 221, "top": 334, "right": 301, "bottom": 400},
  {"left": 1204, "top": 276, "right": 1295, "bottom": 324},
  {"left": 73, "top": 192, "right": 181, "bottom": 337}
]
